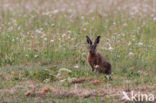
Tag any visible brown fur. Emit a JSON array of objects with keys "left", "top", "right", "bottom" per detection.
[
  {"left": 86, "top": 36, "right": 111, "bottom": 74},
  {"left": 87, "top": 52, "right": 111, "bottom": 74}
]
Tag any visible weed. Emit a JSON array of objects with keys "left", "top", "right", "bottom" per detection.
[{"left": 33, "top": 69, "right": 55, "bottom": 82}]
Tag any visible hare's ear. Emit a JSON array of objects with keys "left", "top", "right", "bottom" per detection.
[
  {"left": 86, "top": 36, "right": 92, "bottom": 45},
  {"left": 94, "top": 36, "right": 100, "bottom": 45}
]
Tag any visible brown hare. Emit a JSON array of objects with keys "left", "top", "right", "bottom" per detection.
[{"left": 86, "top": 36, "right": 112, "bottom": 74}]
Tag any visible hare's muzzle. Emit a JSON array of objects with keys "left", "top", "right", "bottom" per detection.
[{"left": 88, "top": 45, "right": 96, "bottom": 54}]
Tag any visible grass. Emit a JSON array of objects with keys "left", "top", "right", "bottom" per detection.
[{"left": 0, "top": 0, "right": 156, "bottom": 102}]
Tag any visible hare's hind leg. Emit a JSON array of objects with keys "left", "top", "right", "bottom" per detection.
[
  {"left": 105, "top": 68, "right": 111, "bottom": 74},
  {"left": 95, "top": 65, "right": 102, "bottom": 73}
]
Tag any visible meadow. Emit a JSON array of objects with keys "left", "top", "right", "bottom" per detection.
[{"left": 0, "top": 0, "right": 156, "bottom": 102}]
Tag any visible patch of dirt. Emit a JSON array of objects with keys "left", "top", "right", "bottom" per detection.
[
  {"left": 71, "top": 78, "right": 87, "bottom": 84},
  {"left": 22, "top": 82, "right": 156, "bottom": 103},
  {"left": 89, "top": 80, "right": 103, "bottom": 85},
  {"left": 1, "top": 76, "right": 155, "bottom": 103},
  {"left": 25, "top": 89, "right": 36, "bottom": 97},
  {"left": 1, "top": 73, "right": 13, "bottom": 80},
  {"left": 39, "top": 86, "right": 51, "bottom": 94},
  {"left": 49, "top": 86, "right": 114, "bottom": 98},
  {"left": 71, "top": 78, "right": 103, "bottom": 86},
  {"left": 25, "top": 86, "right": 51, "bottom": 97}
]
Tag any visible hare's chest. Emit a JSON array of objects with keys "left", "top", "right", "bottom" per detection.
[{"left": 87, "top": 55, "right": 98, "bottom": 65}]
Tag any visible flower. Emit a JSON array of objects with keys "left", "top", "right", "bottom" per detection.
[
  {"left": 35, "top": 29, "right": 42, "bottom": 34},
  {"left": 128, "top": 52, "right": 134, "bottom": 56},
  {"left": 108, "top": 46, "right": 113, "bottom": 51},
  {"left": 128, "top": 42, "right": 131, "bottom": 46},
  {"left": 50, "top": 40, "right": 54, "bottom": 43},
  {"left": 34, "top": 55, "right": 38, "bottom": 58},
  {"left": 74, "top": 65, "right": 79, "bottom": 69},
  {"left": 123, "top": 23, "right": 127, "bottom": 26},
  {"left": 44, "top": 38, "right": 47, "bottom": 41},
  {"left": 153, "top": 17, "right": 156, "bottom": 21},
  {"left": 53, "top": 10, "right": 59, "bottom": 14},
  {"left": 62, "top": 33, "right": 66, "bottom": 37},
  {"left": 12, "top": 39, "right": 15, "bottom": 42},
  {"left": 138, "top": 42, "right": 143, "bottom": 46}
]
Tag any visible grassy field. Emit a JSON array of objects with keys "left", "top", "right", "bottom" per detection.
[{"left": 0, "top": 0, "right": 156, "bottom": 102}]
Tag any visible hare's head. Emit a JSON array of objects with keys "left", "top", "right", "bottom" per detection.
[{"left": 86, "top": 36, "right": 100, "bottom": 54}]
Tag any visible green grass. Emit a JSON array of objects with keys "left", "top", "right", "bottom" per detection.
[{"left": 0, "top": 0, "right": 156, "bottom": 102}]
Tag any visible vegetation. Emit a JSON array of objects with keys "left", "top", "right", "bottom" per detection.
[{"left": 0, "top": 0, "right": 156, "bottom": 102}]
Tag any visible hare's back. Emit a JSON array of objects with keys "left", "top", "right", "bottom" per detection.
[{"left": 97, "top": 53, "right": 111, "bottom": 67}]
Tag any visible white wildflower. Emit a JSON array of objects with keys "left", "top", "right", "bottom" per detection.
[
  {"left": 113, "top": 22, "right": 116, "bottom": 25},
  {"left": 82, "top": 52, "right": 86, "bottom": 56},
  {"left": 35, "top": 29, "right": 42, "bottom": 34},
  {"left": 138, "top": 42, "right": 143, "bottom": 46},
  {"left": 108, "top": 46, "right": 113, "bottom": 51},
  {"left": 74, "top": 65, "right": 79, "bottom": 69},
  {"left": 50, "top": 40, "right": 54, "bottom": 43},
  {"left": 117, "top": 34, "right": 120, "bottom": 37},
  {"left": 43, "top": 79, "right": 50, "bottom": 83},
  {"left": 123, "top": 23, "right": 127, "bottom": 26},
  {"left": 62, "top": 33, "right": 66, "bottom": 37},
  {"left": 60, "top": 79, "right": 66, "bottom": 83},
  {"left": 53, "top": 10, "right": 59, "bottom": 14},
  {"left": 68, "top": 36, "right": 70, "bottom": 39},
  {"left": 128, "top": 42, "right": 131, "bottom": 46},
  {"left": 51, "top": 24, "right": 55, "bottom": 26},
  {"left": 34, "top": 55, "right": 38, "bottom": 58},
  {"left": 122, "top": 33, "right": 125, "bottom": 36},
  {"left": 83, "top": 28, "right": 86, "bottom": 31},
  {"left": 67, "top": 31, "right": 71, "bottom": 33},
  {"left": 44, "top": 38, "right": 47, "bottom": 41},
  {"left": 153, "top": 17, "right": 156, "bottom": 21},
  {"left": 81, "top": 16, "right": 84, "bottom": 20},
  {"left": 12, "top": 39, "right": 15, "bottom": 42},
  {"left": 17, "top": 26, "right": 21, "bottom": 30},
  {"left": 128, "top": 52, "right": 134, "bottom": 56}
]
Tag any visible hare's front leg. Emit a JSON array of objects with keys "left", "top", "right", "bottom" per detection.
[{"left": 90, "top": 64, "right": 95, "bottom": 72}]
